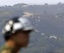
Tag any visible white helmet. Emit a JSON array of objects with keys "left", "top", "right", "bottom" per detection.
[{"left": 2, "top": 17, "right": 34, "bottom": 36}]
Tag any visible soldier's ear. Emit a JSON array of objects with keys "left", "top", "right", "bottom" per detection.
[{"left": 12, "top": 35, "right": 18, "bottom": 42}]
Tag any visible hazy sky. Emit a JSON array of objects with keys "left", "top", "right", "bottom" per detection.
[{"left": 0, "top": 0, "right": 64, "bottom": 6}]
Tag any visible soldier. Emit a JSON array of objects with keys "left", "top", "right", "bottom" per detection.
[{"left": 0, "top": 17, "right": 34, "bottom": 53}]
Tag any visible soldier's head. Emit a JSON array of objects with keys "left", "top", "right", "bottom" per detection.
[{"left": 2, "top": 17, "right": 34, "bottom": 47}]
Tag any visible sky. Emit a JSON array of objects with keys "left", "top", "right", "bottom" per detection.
[{"left": 0, "top": 0, "right": 64, "bottom": 6}]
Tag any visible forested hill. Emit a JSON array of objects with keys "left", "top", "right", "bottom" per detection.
[{"left": 0, "top": 3, "right": 64, "bottom": 53}]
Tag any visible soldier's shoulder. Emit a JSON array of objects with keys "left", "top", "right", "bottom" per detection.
[
  {"left": 0, "top": 49, "right": 11, "bottom": 53},
  {"left": 0, "top": 45, "right": 11, "bottom": 53}
]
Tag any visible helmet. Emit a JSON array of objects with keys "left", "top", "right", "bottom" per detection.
[{"left": 2, "top": 17, "right": 34, "bottom": 36}]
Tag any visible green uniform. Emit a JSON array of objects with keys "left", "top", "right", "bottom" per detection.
[{"left": 0, "top": 45, "right": 19, "bottom": 53}]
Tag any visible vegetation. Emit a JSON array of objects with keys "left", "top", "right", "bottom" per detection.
[{"left": 0, "top": 3, "right": 64, "bottom": 53}]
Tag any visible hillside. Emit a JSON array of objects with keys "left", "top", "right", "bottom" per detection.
[{"left": 0, "top": 3, "right": 64, "bottom": 53}]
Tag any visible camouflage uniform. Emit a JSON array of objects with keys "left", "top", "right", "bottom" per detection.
[{"left": 0, "top": 45, "right": 19, "bottom": 53}]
